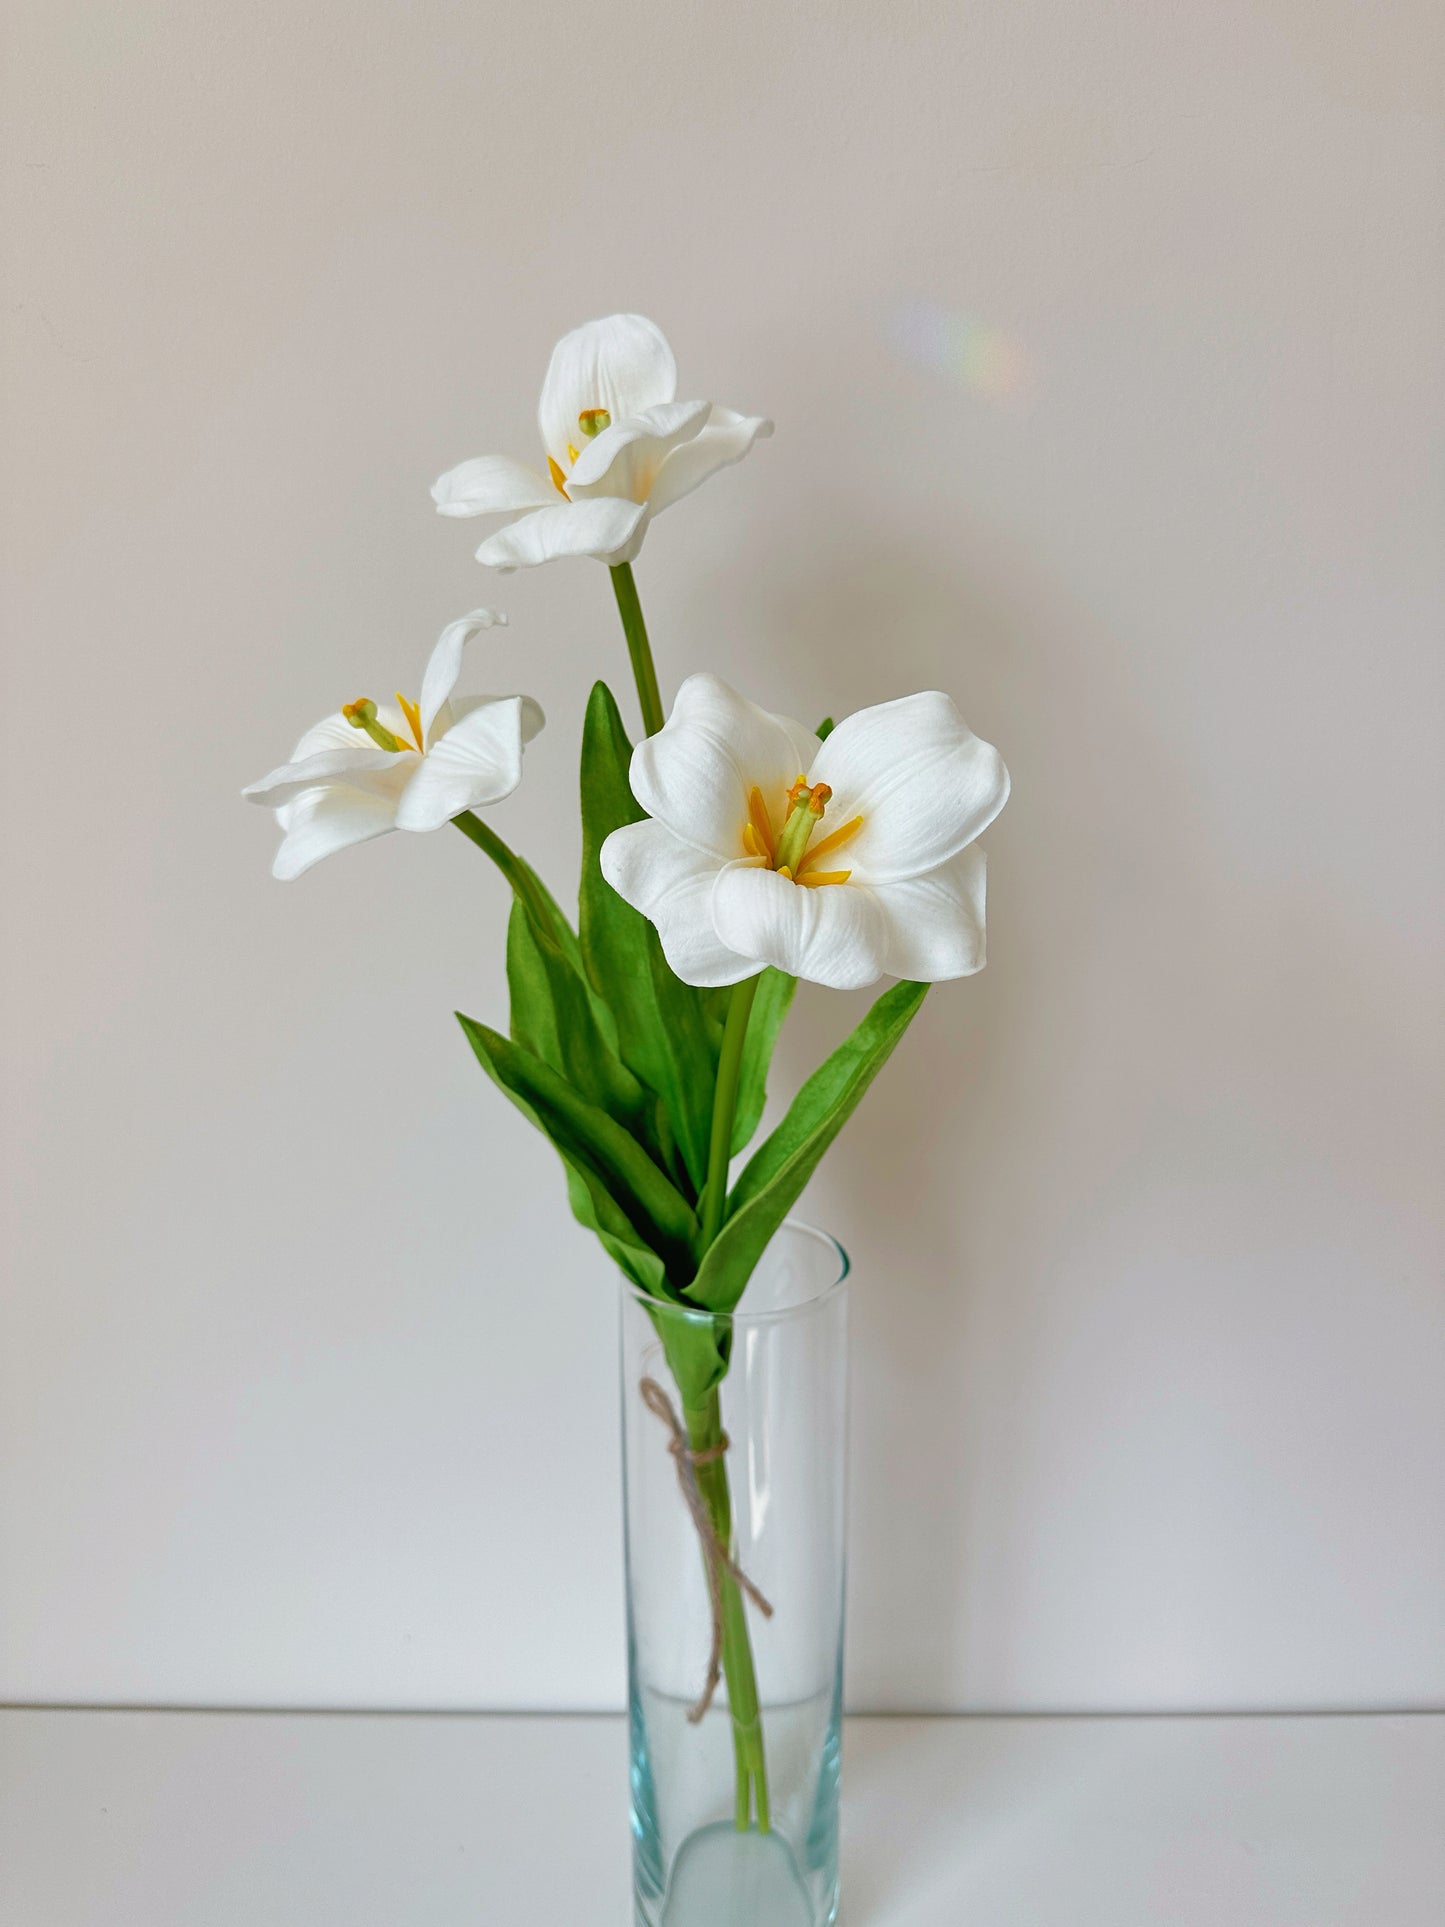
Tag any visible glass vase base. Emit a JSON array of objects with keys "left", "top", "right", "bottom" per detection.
[{"left": 655, "top": 1823, "right": 820, "bottom": 1927}]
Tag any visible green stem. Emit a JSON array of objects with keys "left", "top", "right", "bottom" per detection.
[
  {"left": 701, "top": 976, "right": 761, "bottom": 1248},
  {"left": 687, "top": 1390, "right": 771, "bottom": 1833},
  {"left": 609, "top": 561, "right": 666, "bottom": 739},
  {"left": 450, "top": 810, "right": 551, "bottom": 928},
  {"left": 689, "top": 974, "right": 770, "bottom": 1828}
]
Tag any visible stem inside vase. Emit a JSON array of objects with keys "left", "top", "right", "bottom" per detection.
[{"left": 686, "top": 1387, "right": 772, "bottom": 1832}]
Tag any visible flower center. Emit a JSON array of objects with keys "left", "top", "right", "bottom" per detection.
[
  {"left": 342, "top": 694, "right": 425, "bottom": 754},
  {"left": 548, "top": 406, "right": 613, "bottom": 498},
  {"left": 741, "top": 778, "right": 862, "bottom": 887}
]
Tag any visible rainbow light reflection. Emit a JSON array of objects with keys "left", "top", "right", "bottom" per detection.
[{"left": 891, "top": 299, "right": 1034, "bottom": 406}]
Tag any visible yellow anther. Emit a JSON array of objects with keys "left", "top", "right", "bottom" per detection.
[
  {"left": 798, "top": 813, "right": 863, "bottom": 870},
  {"left": 799, "top": 868, "right": 851, "bottom": 889},
  {"left": 777, "top": 865, "right": 794, "bottom": 882},
  {"left": 395, "top": 693, "right": 425, "bottom": 752},
  {"left": 548, "top": 454, "right": 569, "bottom": 497},
  {"left": 747, "top": 786, "right": 777, "bottom": 864},
  {"left": 567, "top": 441, "right": 580, "bottom": 465}
]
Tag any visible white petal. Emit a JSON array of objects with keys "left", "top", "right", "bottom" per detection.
[
  {"left": 475, "top": 497, "right": 649, "bottom": 571},
  {"left": 446, "top": 692, "right": 545, "bottom": 743},
  {"left": 270, "top": 784, "right": 403, "bottom": 880},
  {"left": 599, "top": 820, "right": 760, "bottom": 988},
  {"left": 566, "top": 400, "right": 711, "bottom": 504},
  {"left": 539, "top": 313, "right": 677, "bottom": 471},
  {"left": 393, "top": 696, "right": 530, "bottom": 832},
  {"left": 872, "top": 845, "right": 988, "bottom": 981},
  {"left": 646, "top": 407, "right": 774, "bottom": 516},
  {"left": 809, "top": 692, "right": 1010, "bottom": 884},
  {"left": 419, "top": 608, "right": 508, "bottom": 743},
  {"left": 711, "top": 865, "right": 889, "bottom": 991},
  {"left": 431, "top": 455, "right": 557, "bottom": 518},
  {"left": 290, "top": 709, "right": 372, "bottom": 759},
  {"left": 242, "top": 744, "right": 398, "bottom": 808},
  {"left": 631, "top": 673, "right": 821, "bottom": 861}
]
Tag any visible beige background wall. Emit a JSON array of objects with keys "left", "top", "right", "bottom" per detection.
[{"left": 3, "top": 0, "right": 1442, "bottom": 1712}]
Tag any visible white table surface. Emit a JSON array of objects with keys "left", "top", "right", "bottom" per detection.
[{"left": 2, "top": 1709, "right": 1440, "bottom": 1925}]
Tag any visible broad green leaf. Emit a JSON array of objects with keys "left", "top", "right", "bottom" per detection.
[
  {"left": 730, "top": 967, "right": 797, "bottom": 1155},
  {"left": 505, "top": 898, "right": 649, "bottom": 1136},
  {"left": 577, "top": 681, "right": 721, "bottom": 1195},
  {"left": 685, "top": 979, "right": 930, "bottom": 1314},
  {"left": 457, "top": 1013, "right": 700, "bottom": 1289}
]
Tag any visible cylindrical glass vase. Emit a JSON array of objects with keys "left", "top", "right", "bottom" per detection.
[{"left": 620, "top": 1221, "right": 849, "bottom": 1927}]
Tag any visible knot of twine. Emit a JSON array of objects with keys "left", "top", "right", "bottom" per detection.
[{"left": 638, "top": 1376, "right": 774, "bottom": 1723}]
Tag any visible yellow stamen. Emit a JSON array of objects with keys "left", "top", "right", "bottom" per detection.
[
  {"left": 747, "top": 786, "right": 777, "bottom": 864},
  {"left": 396, "top": 692, "right": 425, "bottom": 752},
  {"left": 799, "top": 868, "right": 852, "bottom": 888},
  {"left": 548, "top": 454, "right": 569, "bottom": 497},
  {"left": 777, "top": 865, "right": 793, "bottom": 881},
  {"left": 798, "top": 814, "right": 863, "bottom": 872},
  {"left": 567, "top": 440, "right": 580, "bottom": 465}
]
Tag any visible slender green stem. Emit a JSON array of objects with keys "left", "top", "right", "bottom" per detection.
[
  {"left": 688, "top": 974, "right": 771, "bottom": 1828},
  {"left": 609, "top": 561, "right": 666, "bottom": 739},
  {"left": 701, "top": 976, "right": 761, "bottom": 1248},
  {"left": 450, "top": 810, "right": 550, "bottom": 929},
  {"left": 687, "top": 1391, "right": 772, "bottom": 1832}
]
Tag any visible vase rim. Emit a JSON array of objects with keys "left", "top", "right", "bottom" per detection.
[{"left": 623, "top": 1217, "right": 850, "bottom": 1329}]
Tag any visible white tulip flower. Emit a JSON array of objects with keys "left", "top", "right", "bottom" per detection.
[
  {"left": 600, "top": 675, "right": 1009, "bottom": 991},
  {"left": 244, "top": 611, "right": 543, "bottom": 879},
  {"left": 431, "top": 314, "right": 772, "bottom": 572}
]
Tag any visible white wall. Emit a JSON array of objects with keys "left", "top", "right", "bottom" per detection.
[{"left": 3, "top": 0, "right": 1441, "bottom": 1713}]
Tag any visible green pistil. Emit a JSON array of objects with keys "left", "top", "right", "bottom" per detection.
[
  {"left": 772, "top": 782, "right": 830, "bottom": 875},
  {"left": 342, "top": 698, "right": 405, "bottom": 754},
  {"left": 578, "top": 407, "right": 611, "bottom": 438}
]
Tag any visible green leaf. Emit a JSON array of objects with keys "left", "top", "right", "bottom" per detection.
[
  {"left": 815, "top": 715, "right": 836, "bottom": 741},
  {"left": 457, "top": 1014, "right": 700, "bottom": 1292},
  {"left": 505, "top": 898, "right": 648, "bottom": 1135},
  {"left": 730, "top": 967, "right": 797, "bottom": 1155},
  {"left": 577, "top": 681, "right": 721, "bottom": 1194},
  {"left": 686, "top": 979, "right": 930, "bottom": 1314}
]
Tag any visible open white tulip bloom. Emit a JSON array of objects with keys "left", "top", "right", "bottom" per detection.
[
  {"left": 243, "top": 611, "right": 543, "bottom": 879},
  {"left": 431, "top": 313, "right": 773, "bottom": 572},
  {"left": 600, "top": 675, "right": 1010, "bottom": 991}
]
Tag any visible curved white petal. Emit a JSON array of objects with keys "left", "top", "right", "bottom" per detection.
[
  {"left": 872, "top": 845, "right": 988, "bottom": 981},
  {"left": 566, "top": 400, "right": 711, "bottom": 504},
  {"left": 599, "top": 819, "right": 760, "bottom": 988},
  {"left": 431, "top": 455, "right": 557, "bottom": 518},
  {"left": 393, "top": 696, "right": 529, "bottom": 832},
  {"left": 242, "top": 744, "right": 398, "bottom": 808},
  {"left": 711, "top": 865, "right": 889, "bottom": 991},
  {"left": 475, "top": 497, "right": 649, "bottom": 571},
  {"left": 447, "top": 692, "right": 545, "bottom": 743},
  {"left": 290, "top": 709, "right": 373, "bottom": 760},
  {"left": 632, "top": 674, "right": 821, "bottom": 861},
  {"left": 419, "top": 608, "right": 508, "bottom": 743},
  {"left": 646, "top": 407, "right": 774, "bottom": 516},
  {"left": 539, "top": 313, "right": 677, "bottom": 471},
  {"left": 810, "top": 692, "right": 1010, "bottom": 884},
  {"left": 270, "top": 783, "right": 404, "bottom": 880}
]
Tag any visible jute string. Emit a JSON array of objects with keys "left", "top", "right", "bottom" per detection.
[{"left": 638, "top": 1376, "right": 774, "bottom": 1723}]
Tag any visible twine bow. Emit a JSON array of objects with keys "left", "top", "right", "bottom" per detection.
[{"left": 638, "top": 1376, "right": 774, "bottom": 1723}]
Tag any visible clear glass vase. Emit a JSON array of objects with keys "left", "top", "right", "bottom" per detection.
[{"left": 620, "top": 1221, "right": 850, "bottom": 1927}]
